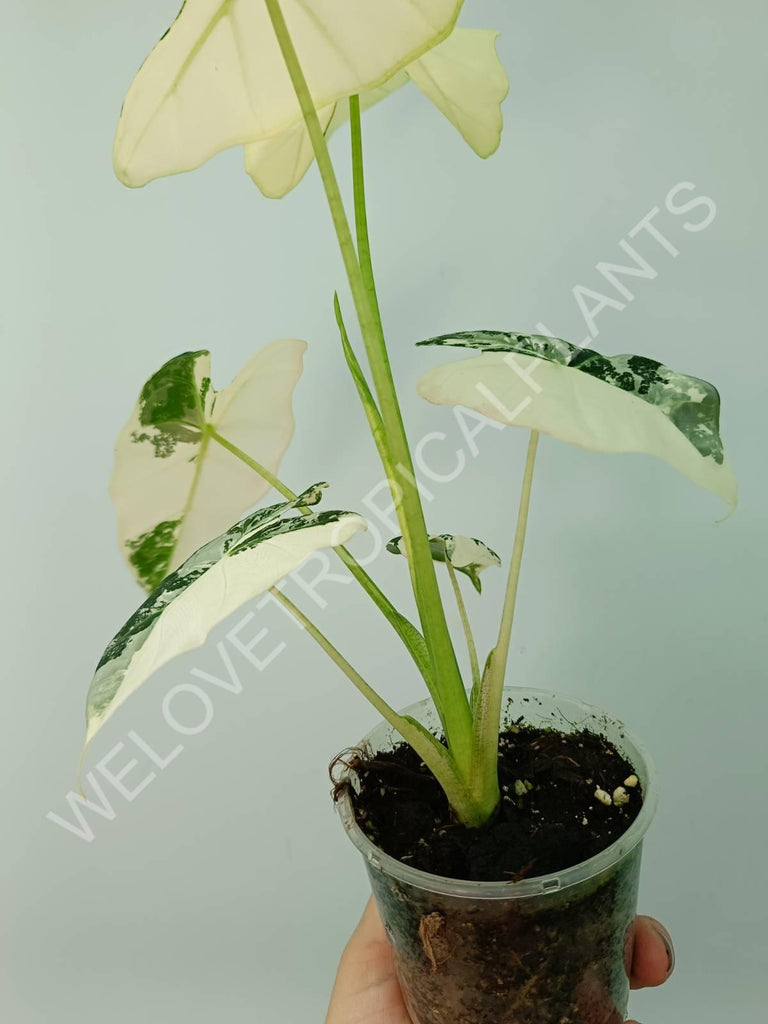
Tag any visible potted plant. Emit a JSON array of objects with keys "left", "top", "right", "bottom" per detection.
[{"left": 81, "top": 3, "right": 735, "bottom": 1022}]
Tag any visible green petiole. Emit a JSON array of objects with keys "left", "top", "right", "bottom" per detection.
[
  {"left": 445, "top": 558, "right": 481, "bottom": 694},
  {"left": 269, "top": 586, "right": 478, "bottom": 822},
  {"left": 471, "top": 430, "right": 540, "bottom": 814},
  {"left": 207, "top": 424, "right": 437, "bottom": 695},
  {"left": 264, "top": 0, "right": 474, "bottom": 783}
]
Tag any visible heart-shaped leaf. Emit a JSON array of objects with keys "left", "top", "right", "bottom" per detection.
[
  {"left": 417, "top": 331, "right": 737, "bottom": 512},
  {"left": 86, "top": 485, "right": 366, "bottom": 747},
  {"left": 387, "top": 533, "right": 501, "bottom": 593},
  {"left": 114, "top": 0, "right": 464, "bottom": 188},
  {"left": 112, "top": 340, "right": 306, "bottom": 592},
  {"left": 245, "top": 28, "right": 508, "bottom": 198}
]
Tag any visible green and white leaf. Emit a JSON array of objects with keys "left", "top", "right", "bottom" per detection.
[
  {"left": 114, "top": 0, "right": 464, "bottom": 187},
  {"left": 245, "top": 28, "right": 508, "bottom": 198},
  {"left": 86, "top": 486, "right": 366, "bottom": 747},
  {"left": 387, "top": 533, "right": 501, "bottom": 593},
  {"left": 417, "top": 331, "right": 737, "bottom": 511},
  {"left": 112, "top": 339, "right": 306, "bottom": 592}
]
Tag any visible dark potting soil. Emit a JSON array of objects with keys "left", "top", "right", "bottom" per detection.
[{"left": 336, "top": 719, "right": 643, "bottom": 883}]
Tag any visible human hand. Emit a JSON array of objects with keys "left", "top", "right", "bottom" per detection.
[{"left": 326, "top": 898, "right": 675, "bottom": 1024}]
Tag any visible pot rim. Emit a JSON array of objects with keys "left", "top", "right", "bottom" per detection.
[{"left": 336, "top": 686, "right": 658, "bottom": 900}]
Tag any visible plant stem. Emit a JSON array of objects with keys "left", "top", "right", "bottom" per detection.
[
  {"left": 264, "top": 0, "right": 472, "bottom": 777},
  {"left": 346, "top": 94, "right": 474, "bottom": 764},
  {"left": 269, "top": 587, "right": 388, "bottom": 714},
  {"left": 208, "top": 426, "right": 294, "bottom": 500},
  {"left": 332, "top": 293, "right": 393, "bottom": 479},
  {"left": 270, "top": 587, "right": 485, "bottom": 822},
  {"left": 472, "top": 430, "right": 540, "bottom": 813},
  {"left": 445, "top": 560, "right": 481, "bottom": 693},
  {"left": 493, "top": 431, "right": 540, "bottom": 679},
  {"left": 207, "top": 424, "right": 437, "bottom": 689},
  {"left": 349, "top": 95, "right": 384, "bottom": 332}
]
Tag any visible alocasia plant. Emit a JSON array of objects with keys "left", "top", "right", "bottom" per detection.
[{"left": 86, "top": 0, "right": 734, "bottom": 829}]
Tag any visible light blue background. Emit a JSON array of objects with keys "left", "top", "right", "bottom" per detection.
[{"left": 2, "top": 1, "right": 766, "bottom": 1021}]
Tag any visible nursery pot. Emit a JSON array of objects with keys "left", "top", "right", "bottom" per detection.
[{"left": 336, "top": 687, "right": 658, "bottom": 1024}]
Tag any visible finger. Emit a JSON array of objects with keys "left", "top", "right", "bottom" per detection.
[
  {"left": 630, "top": 915, "right": 675, "bottom": 989},
  {"left": 349, "top": 896, "right": 389, "bottom": 946},
  {"left": 326, "top": 899, "right": 412, "bottom": 1024},
  {"left": 339, "top": 898, "right": 396, "bottom": 984}
]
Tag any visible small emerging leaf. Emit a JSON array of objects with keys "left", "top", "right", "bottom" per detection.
[
  {"left": 387, "top": 533, "right": 500, "bottom": 593},
  {"left": 112, "top": 340, "right": 306, "bottom": 592},
  {"left": 417, "top": 331, "right": 737, "bottom": 512},
  {"left": 85, "top": 486, "right": 366, "bottom": 748}
]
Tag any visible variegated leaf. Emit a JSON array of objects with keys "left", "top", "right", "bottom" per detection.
[
  {"left": 114, "top": 0, "right": 464, "bottom": 188},
  {"left": 245, "top": 28, "right": 508, "bottom": 198},
  {"left": 387, "top": 532, "right": 501, "bottom": 593},
  {"left": 86, "top": 486, "right": 366, "bottom": 747},
  {"left": 112, "top": 340, "right": 305, "bottom": 592},
  {"left": 417, "top": 331, "right": 737, "bottom": 512}
]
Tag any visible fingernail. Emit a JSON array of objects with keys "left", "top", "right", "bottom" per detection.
[{"left": 653, "top": 924, "right": 676, "bottom": 977}]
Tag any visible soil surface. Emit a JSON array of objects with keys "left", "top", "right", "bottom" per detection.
[{"left": 336, "top": 719, "right": 643, "bottom": 882}]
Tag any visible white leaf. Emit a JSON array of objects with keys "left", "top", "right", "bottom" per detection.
[
  {"left": 112, "top": 339, "right": 306, "bottom": 592},
  {"left": 417, "top": 331, "right": 737, "bottom": 512},
  {"left": 407, "top": 29, "right": 508, "bottom": 158},
  {"left": 86, "top": 488, "right": 366, "bottom": 747},
  {"left": 114, "top": 0, "right": 463, "bottom": 187}
]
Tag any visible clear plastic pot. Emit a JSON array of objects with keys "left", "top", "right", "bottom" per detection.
[{"left": 337, "top": 687, "right": 658, "bottom": 1024}]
